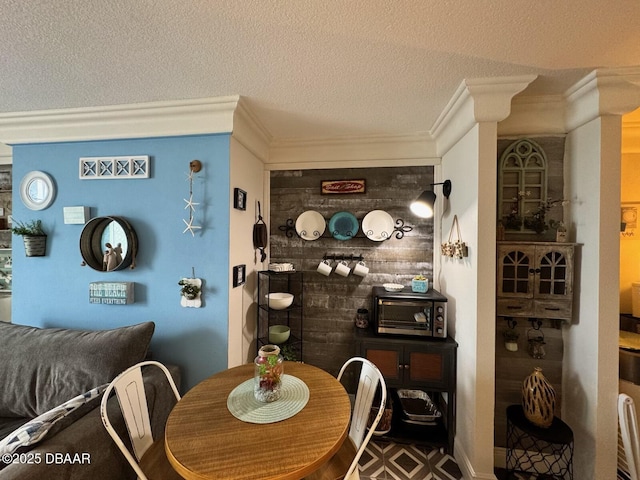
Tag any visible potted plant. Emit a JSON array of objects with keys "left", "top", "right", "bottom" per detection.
[
  {"left": 11, "top": 219, "right": 47, "bottom": 256},
  {"left": 178, "top": 278, "right": 201, "bottom": 300}
]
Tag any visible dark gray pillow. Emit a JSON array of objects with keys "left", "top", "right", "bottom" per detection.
[{"left": 0, "top": 322, "right": 154, "bottom": 418}]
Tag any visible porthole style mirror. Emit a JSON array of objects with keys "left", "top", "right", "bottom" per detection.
[
  {"left": 80, "top": 216, "right": 138, "bottom": 271},
  {"left": 20, "top": 171, "right": 56, "bottom": 210}
]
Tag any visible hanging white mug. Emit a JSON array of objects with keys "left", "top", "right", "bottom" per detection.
[
  {"left": 316, "top": 259, "right": 332, "bottom": 276},
  {"left": 353, "top": 261, "right": 369, "bottom": 277},
  {"left": 335, "top": 260, "right": 351, "bottom": 277}
]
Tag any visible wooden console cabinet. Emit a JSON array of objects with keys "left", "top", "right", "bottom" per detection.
[{"left": 355, "top": 329, "right": 457, "bottom": 453}]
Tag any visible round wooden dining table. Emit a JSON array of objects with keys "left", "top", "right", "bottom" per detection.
[{"left": 165, "top": 362, "right": 351, "bottom": 480}]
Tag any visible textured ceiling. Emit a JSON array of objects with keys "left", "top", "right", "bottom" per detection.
[{"left": 1, "top": 0, "right": 639, "bottom": 142}]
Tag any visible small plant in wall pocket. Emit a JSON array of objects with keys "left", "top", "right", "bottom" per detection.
[
  {"left": 11, "top": 219, "right": 47, "bottom": 257},
  {"left": 179, "top": 276, "right": 202, "bottom": 308}
]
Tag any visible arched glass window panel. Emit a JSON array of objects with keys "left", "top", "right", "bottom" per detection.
[{"left": 498, "top": 139, "right": 548, "bottom": 233}]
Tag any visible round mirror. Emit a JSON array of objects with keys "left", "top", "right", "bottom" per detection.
[
  {"left": 20, "top": 171, "right": 56, "bottom": 210},
  {"left": 80, "top": 216, "right": 138, "bottom": 271}
]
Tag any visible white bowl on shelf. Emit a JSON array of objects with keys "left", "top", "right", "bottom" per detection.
[
  {"left": 383, "top": 283, "right": 404, "bottom": 292},
  {"left": 266, "top": 292, "right": 294, "bottom": 310}
]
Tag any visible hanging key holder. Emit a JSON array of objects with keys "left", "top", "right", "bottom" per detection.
[{"left": 441, "top": 215, "right": 468, "bottom": 259}]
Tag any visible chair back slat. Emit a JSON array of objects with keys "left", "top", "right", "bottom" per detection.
[
  {"left": 349, "top": 361, "right": 379, "bottom": 448},
  {"left": 335, "top": 356, "right": 387, "bottom": 480},
  {"left": 113, "top": 367, "right": 153, "bottom": 460}
]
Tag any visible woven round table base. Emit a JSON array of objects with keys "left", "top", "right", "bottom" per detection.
[{"left": 227, "top": 374, "right": 310, "bottom": 424}]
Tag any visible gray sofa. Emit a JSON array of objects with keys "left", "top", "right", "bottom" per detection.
[{"left": 0, "top": 321, "right": 181, "bottom": 480}]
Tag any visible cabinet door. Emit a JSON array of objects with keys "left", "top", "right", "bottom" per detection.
[
  {"left": 361, "top": 343, "right": 402, "bottom": 386},
  {"left": 405, "top": 345, "right": 452, "bottom": 390},
  {"left": 497, "top": 245, "right": 535, "bottom": 298},
  {"left": 533, "top": 245, "right": 573, "bottom": 300}
]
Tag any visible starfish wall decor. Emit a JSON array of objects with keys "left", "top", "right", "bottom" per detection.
[{"left": 183, "top": 160, "right": 202, "bottom": 236}]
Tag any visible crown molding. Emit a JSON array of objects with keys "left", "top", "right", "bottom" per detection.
[
  {"left": 565, "top": 67, "right": 640, "bottom": 132},
  {"left": 498, "top": 94, "right": 566, "bottom": 136},
  {"left": 431, "top": 75, "right": 537, "bottom": 156},
  {"left": 232, "top": 98, "right": 271, "bottom": 162},
  {"left": 266, "top": 156, "right": 441, "bottom": 171},
  {"left": 268, "top": 132, "right": 437, "bottom": 168},
  {"left": 0, "top": 143, "right": 11, "bottom": 165},
  {"left": 0, "top": 96, "right": 240, "bottom": 145}
]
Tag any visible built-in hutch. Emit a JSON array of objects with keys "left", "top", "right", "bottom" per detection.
[
  {"left": 494, "top": 137, "right": 574, "bottom": 451},
  {"left": 497, "top": 241, "right": 576, "bottom": 322}
]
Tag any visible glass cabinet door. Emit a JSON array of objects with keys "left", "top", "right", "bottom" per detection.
[
  {"left": 497, "top": 245, "right": 535, "bottom": 298},
  {"left": 534, "top": 246, "right": 573, "bottom": 300}
]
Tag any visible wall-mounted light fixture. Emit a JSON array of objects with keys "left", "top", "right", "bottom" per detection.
[{"left": 409, "top": 180, "right": 452, "bottom": 218}]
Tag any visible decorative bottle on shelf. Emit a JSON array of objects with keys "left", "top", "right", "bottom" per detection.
[
  {"left": 254, "top": 344, "right": 284, "bottom": 403},
  {"left": 522, "top": 367, "right": 556, "bottom": 428}
]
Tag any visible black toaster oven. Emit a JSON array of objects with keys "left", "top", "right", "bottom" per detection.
[{"left": 372, "top": 286, "right": 448, "bottom": 338}]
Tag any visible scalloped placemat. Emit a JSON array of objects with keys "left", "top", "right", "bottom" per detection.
[{"left": 227, "top": 374, "right": 310, "bottom": 424}]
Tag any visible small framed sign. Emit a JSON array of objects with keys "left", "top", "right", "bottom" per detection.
[
  {"left": 89, "top": 282, "right": 134, "bottom": 305},
  {"left": 321, "top": 179, "right": 366, "bottom": 194},
  {"left": 234, "top": 188, "right": 247, "bottom": 210},
  {"left": 233, "top": 264, "right": 246, "bottom": 287}
]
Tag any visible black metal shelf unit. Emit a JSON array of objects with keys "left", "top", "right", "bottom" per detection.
[{"left": 257, "top": 271, "right": 304, "bottom": 362}]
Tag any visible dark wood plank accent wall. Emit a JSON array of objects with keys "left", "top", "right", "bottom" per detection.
[{"left": 269, "top": 166, "right": 434, "bottom": 375}]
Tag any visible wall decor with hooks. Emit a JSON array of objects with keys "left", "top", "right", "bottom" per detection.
[
  {"left": 278, "top": 209, "right": 412, "bottom": 241},
  {"left": 322, "top": 253, "right": 364, "bottom": 262}
]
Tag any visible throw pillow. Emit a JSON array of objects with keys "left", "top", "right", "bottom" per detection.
[
  {"left": 0, "top": 322, "right": 154, "bottom": 418},
  {"left": 0, "top": 384, "right": 107, "bottom": 460}
]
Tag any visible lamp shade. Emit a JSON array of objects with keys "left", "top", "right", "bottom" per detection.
[{"left": 410, "top": 190, "right": 437, "bottom": 218}]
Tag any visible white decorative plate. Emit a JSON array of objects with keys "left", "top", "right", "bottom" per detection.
[
  {"left": 295, "top": 211, "right": 326, "bottom": 241},
  {"left": 383, "top": 283, "right": 404, "bottom": 292},
  {"left": 362, "top": 210, "right": 395, "bottom": 241}
]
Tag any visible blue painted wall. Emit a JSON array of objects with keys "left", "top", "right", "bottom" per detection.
[{"left": 11, "top": 134, "right": 231, "bottom": 390}]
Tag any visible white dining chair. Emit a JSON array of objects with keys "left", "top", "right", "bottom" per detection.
[
  {"left": 620, "top": 393, "right": 640, "bottom": 480},
  {"left": 306, "top": 357, "right": 387, "bottom": 480},
  {"left": 100, "top": 360, "right": 182, "bottom": 480}
]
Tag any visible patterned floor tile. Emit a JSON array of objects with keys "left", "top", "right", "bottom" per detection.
[
  {"left": 359, "top": 440, "right": 387, "bottom": 479},
  {"left": 384, "top": 442, "right": 432, "bottom": 480},
  {"left": 357, "top": 441, "right": 559, "bottom": 480},
  {"left": 426, "top": 449, "right": 463, "bottom": 480},
  {"left": 357, "top": 440, "right": 468, "bottom": 480}
]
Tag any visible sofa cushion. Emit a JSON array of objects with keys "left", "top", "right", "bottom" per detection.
[{"left": 0, "top": 322, "right": 154, "bottom": 418}]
